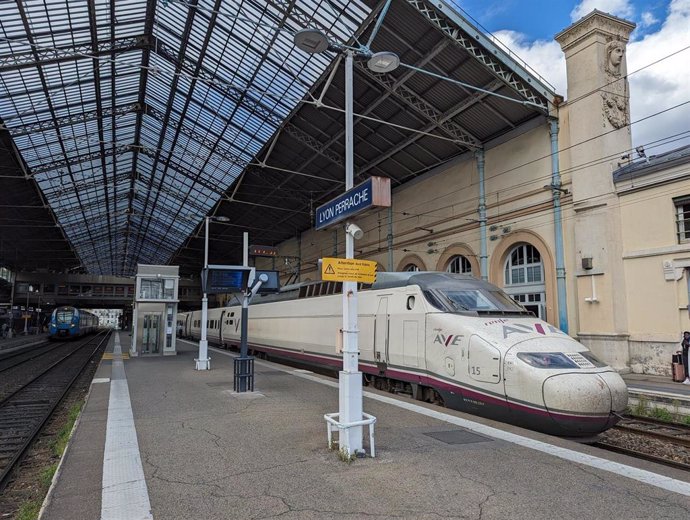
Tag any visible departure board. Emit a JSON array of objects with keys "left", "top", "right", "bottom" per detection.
[{"left": 202, "top": 266, "right": 253, "bottom": 294}]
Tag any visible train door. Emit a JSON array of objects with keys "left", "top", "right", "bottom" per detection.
[
  {"left": 219, "top": 310, "right": 226, "bottom": 347},
  {"left": 142, "top": 313, "right": 161, "bottom": 354},
  {"left": 374, "top": 297, "right": 389, "bottom": 367},
  {"left": 467, "top": 335, "right": 501, "bottom": 384},
  {"left": 185, "top": 314, "right": 190, "bottom": 337}
]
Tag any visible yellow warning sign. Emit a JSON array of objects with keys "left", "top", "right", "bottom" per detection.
[{"left": 321, "top": 257, "right": 377, "bottom": 283}]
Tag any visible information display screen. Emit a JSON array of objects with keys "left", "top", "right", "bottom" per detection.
[{"left": 202, "top": 266, "right": 253, "bottom": 294}]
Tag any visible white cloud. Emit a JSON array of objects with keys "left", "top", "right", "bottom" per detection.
[
  {"left": 491, "top": 30, "right": 567, "bottom": 95},
  {"left": 627, "top": 0, "right": 690, "bottom": 152},
  {"left": 570, "top": 0, "right": 635, "bottom": 22},
  {"left": 640, "top": 11, "right": 660, "bottom": 28},
  {"left": 497, "top": 0, "right": 690, "bottom": 152}
]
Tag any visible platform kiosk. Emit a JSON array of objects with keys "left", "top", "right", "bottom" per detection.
[{"left": 131, "top": 264, "right": 179, "bottom": 357}]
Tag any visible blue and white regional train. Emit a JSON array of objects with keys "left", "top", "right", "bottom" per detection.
[
  {"left": 48, "top": 306, "right": 99, "bottom": 339},
  {"left": 179, "top": 272, "right": 628, "bottom": 437}
]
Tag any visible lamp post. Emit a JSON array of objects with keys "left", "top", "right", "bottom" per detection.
[
  {"left": 196, "top": 215, "right": 230, "bottom": 370},
  {"left": 23, "top": 285, "right": 33, "bottom": 335},
  {"left": 294, "top": 27, "right": 399, "bottom": 456}
]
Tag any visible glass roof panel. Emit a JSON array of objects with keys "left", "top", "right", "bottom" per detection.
[{"left": 0, "top": 0, "right": 372, "bottom": 274}]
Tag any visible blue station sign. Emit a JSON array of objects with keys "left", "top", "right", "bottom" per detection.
[{"left": 315, "top": 176, "right": 391, "bottom": 231}]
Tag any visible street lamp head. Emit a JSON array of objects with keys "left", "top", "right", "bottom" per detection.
[
  {"left": 208, "top": 216, "right": 230, "bottom": 223},
  {"left": 367, "top": 51, "right": 400, "bottom": 73},
  {"left": 293, "top": 28, "right": 330, "bottom": 54}
]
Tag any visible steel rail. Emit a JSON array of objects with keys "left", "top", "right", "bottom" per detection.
[
  {"left": 0, "top": 340, "right": 65, "bottom": 373},
  {"left": 593, "top": 441, "right": 690, "bottom": 473},
  {"left": 613, "top": 421, "right": 690, "bottom": 449},
  {"left": 0, "top": 330, "right": 111, "bottom": 492},
  {"left": 0, "top": 330, "right": 107, "bottom": 407}
]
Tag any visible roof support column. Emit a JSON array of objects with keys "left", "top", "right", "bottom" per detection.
[
  {"left": 475, "top": 149, "right": 487, "bottom": 281},
  {"left": 387, "top": 205, "right": 394, "bottom": 272},
  {"left": 549, "top": 117, "right": 569, "bottom": 334}
]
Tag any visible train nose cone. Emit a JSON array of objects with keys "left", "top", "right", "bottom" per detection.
[{"left": 542, "top": 373, "right": 626, "bottom": 435}]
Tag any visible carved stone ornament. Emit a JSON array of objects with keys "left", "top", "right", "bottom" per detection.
[{"left": 601, "top": 39, "right": 629, "bottom": 129}]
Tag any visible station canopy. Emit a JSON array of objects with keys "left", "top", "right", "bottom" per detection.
[{"left": 0, "top": 0, "right": 556, "bottom": 276}]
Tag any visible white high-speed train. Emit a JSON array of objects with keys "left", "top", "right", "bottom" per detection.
[{"left": 178, "top": 272, "right": 628, "bottom": 437}]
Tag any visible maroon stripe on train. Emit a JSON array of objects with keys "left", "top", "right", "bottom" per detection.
[{"left": 239, "top": 341, "right": 611, "bottom": 424}]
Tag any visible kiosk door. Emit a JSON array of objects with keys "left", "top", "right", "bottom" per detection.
[{"left": 142, "top": 314, "right": 161, "bottom": 354}]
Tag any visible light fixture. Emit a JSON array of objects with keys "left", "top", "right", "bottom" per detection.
[
  {"left": 293, "top": 29, "right": 330, "bottom": 54},
  {"left": 345, "top": 223, "right": 364, "bottom": 240},
  {"left": 367, "top": 51, "right": 400, "bottom": 73}
]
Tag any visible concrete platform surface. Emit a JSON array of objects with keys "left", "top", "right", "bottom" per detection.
[{"left": 42, "top": 333, "right": 690, "bottom": 520}]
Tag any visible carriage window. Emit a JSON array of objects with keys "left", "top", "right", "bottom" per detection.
[{"left": 406, "top": 296, "right": 415, "bottom": 310}]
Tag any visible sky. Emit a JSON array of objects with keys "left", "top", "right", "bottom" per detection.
[{"left": 452, "top": 0, "right": 690, "bottom": 156}]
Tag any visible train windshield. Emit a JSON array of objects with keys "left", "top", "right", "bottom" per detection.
[
  {"left": 438, "top": 289, "right": 526, "bottom": 314},
  {"left": 55, "top": 308, "right": 76, "bottom": 324}
]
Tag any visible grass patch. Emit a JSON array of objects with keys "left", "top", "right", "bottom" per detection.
[
  {"left": 632, "top": 396, "right": 648, "bottom": 416},
  {"left": 650, "top": 407, "right": 674, "bottom": 422},
  {"left": 40, "top": 464, "right": 58, "bottom": 489},
  {"left": 15, "top": 500, "right": 42, "bottom": 520},
  {"left": 51, "top": 402, "right": 82, "bottom": 457}
]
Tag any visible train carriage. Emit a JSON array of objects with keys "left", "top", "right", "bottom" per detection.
[
  {"left": 49, "top": 306, "right": 98, "bottom": 339},
  {"left": 180, "top": 272, "right": 628, "bottom": 437}
]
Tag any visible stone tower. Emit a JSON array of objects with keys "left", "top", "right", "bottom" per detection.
[{"left": 556, "top": 10, "right": 635, "bottom": 368}]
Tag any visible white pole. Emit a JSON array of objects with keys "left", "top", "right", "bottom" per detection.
[
  {"left": 243, "top": 232, "right": 249, "bottom": 267},
  {"left": 24, "top": 285, "right": 32, "bottom": 335},
  {"left": 196, "top": 217, "right": 210, "bottom": 370},
  {"left": 339, "top": 50, "right": 363, "bottom": 456}
]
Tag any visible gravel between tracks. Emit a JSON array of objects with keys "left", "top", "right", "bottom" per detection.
[{"left": 598, "top": 428, "right": 690, "bottom": 466}]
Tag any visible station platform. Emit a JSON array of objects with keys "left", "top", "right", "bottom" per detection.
[
  {"left": 0, "top": 332, "right": 48, "bottom": 353},
  {"left": 622, "top": 372, "right": 690, "bottom": 416},
  {"left": 41, "top": 332, "right": 690, "bottom": 520}
]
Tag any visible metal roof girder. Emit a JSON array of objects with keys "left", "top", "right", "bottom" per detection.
[
  {"left": 407, "top": 0, "right": 553, "bottom": 112},
  {"left": 136, "top": 147, "right": 227, "bottom": 197},
  {"left": 31, "top": 144, "right": 131, "bottom": 175},
  {"left": 0, "top": 34, "right": 150, "bottom": 72},
  {"left": 360, "top": 66, "right": 481, "bottom": 148},
  {"left": 42, "top": 170, "right": 130, "bottom": 196},
  {"left": 144, "top": 104, "right": 249, "bottom": 168},
  {"left": 7, "top": 103, "right": 140, "bottom": 137}
]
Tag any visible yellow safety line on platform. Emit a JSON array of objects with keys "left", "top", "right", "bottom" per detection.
[{"left": 102, "top": 353, "right": 129, "bottom": 360}]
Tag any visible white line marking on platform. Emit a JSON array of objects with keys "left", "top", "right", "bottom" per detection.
[
  {"left": 203, "top": 345, "right": 690, "bottom": 497},
  {"left": 101, "top": 333, "right": 153, "bottom": 520},
  {"left": 92, "top": 378, "right": 111, "bottom": 384}
]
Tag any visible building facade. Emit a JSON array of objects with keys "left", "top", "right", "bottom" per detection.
[{"left": 257, "top": 10, "right": 689, "bottom": 375}]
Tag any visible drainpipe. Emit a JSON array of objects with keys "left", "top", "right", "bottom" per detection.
[
  {"left": 549, "top": 118, "right": 569, "bottom": 334},
  {"left": 387, "top": 205, "right": 394, "bottom": 272},
  {"left": 476, "top": 149, "right": 488, "bottom": 280}
]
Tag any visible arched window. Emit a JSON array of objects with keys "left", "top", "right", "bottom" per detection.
[
  {"left": 446, "top": 255, "right": 472, "bottom": 274},
  {"left": 403, "top": 264, "right": 420, "bottom": 272},
  {"left": 503, "top": 244, "right": 546, "bottom": 319}
]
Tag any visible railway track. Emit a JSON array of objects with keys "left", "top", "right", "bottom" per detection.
[
  {"left": 594, "top": 416, "right": 690, "bottom": 472},
  {"left": 0, "top": 330, "right": 110, "bottom": 492},
  {"left": 0, "top": 340, "right": 63, "bottom": 374}
]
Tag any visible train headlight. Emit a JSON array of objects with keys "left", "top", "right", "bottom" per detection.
[
  {"left": 517, "top": 352, "right": 578, "bottom": 369},
  {"left": 70, "top": 324, "right": 75, "bottom": 328}
]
